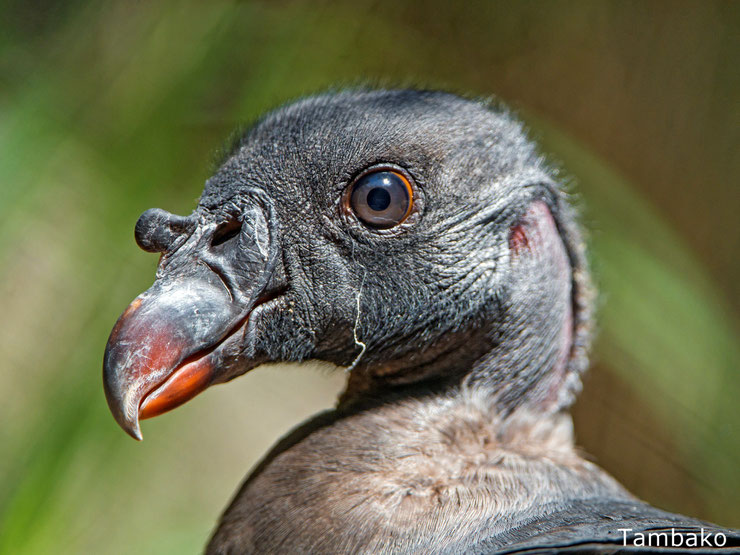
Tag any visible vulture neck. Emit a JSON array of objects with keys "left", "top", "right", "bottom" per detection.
[{"left": 209, "top": 380, "right": 629, "bottom": 553}]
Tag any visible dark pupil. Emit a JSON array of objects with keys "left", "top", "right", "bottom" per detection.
[
  {"left": 349, "top": 170, "right": 411, "bottom": 228},
  {"left": 366, "top": 187, "right": 391, "bottom": 211}
]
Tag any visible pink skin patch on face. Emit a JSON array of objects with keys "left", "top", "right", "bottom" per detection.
[
  {"left": 508, "top": 201, "right": 575, "bottom": 409},
  {"left": 508, "top": 224, "right": 530, "bottom": 254}
]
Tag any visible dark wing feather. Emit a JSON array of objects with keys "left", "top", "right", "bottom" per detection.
[{"left": 464, "top": 499, "right": 740, "bottom": 554}]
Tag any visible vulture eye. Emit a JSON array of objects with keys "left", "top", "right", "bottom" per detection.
[{"left": 348, "top": 169, "right": 413, "bottom": 228}]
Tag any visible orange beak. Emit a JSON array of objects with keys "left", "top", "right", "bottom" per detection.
[{"left": 103, "top": 277, "right": 244, "bottom": 440}]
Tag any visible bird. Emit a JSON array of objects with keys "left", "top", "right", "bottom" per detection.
[{"left": 103, "top": 89, "right": 739, "bottom": 553}]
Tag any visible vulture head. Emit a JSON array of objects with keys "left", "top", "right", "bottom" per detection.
[{"left": 103, "top": 90, "right": 591, "bottom": 440}]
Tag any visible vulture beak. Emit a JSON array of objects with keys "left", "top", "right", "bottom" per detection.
[
  {"left": 103, "top": 203, "right": 277, "bottom": 440},
  {"left": 103, "top": 278, "right": 244, "bottom": 440}
]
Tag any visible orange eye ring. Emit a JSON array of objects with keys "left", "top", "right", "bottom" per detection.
[{"left": 346, "top": 168, "right": 414, "bottom": 228}]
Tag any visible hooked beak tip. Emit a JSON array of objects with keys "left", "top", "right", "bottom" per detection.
[
  {"left": 103, "top": 377, "right": 145, "bottom": 441},
  {"left": 125, "top": 420, "right": 144, "bottom": 442}
]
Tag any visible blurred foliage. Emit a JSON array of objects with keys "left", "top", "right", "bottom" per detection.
[{"left": 0, "top": 1, "right": 737, "bottom": 553}]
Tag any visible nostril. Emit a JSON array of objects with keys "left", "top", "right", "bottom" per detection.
[{"left": 212, "top": 220, "right": 242, "bottom": 247}]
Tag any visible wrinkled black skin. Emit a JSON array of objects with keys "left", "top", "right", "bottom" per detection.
[{"left": 188, "top": 90, "right": 581, "bottom": 407}]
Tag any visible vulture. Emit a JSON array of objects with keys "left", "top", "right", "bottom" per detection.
[{"left": 103, "top": 90, "right": 739, "bottom": 553}]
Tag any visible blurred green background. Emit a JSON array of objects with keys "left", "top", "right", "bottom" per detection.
[{"left": 1, "top": 1, "right": 738, "bottom": 553}]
